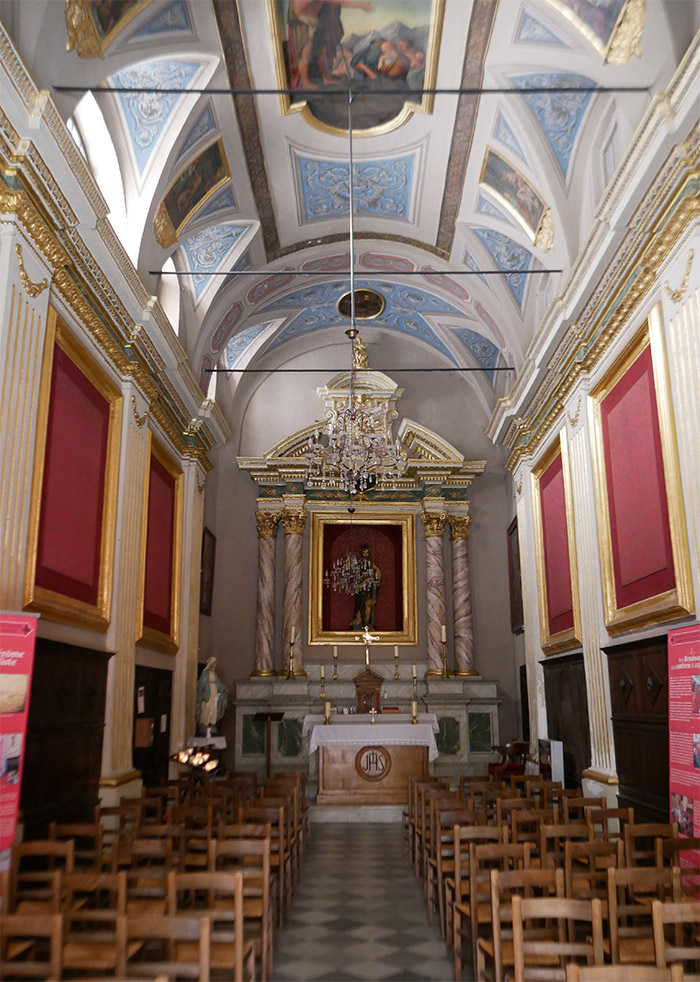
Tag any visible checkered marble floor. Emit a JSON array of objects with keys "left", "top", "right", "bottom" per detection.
[{"left": 272, "top": 823, "right": 458, "bottom": 982}]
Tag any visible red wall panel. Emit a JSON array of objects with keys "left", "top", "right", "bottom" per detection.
[
  {"left": 143, "top": 453, "right": 175, "bottom": 636},
  {"left": 601, "top": 345, "right": 675, "bottom": 608},
  {"left": 540, "top": 452, "right": 574, "bottom": 637},
  {"left": 35, "top": 345, "right": 109, "bottom": 605}
]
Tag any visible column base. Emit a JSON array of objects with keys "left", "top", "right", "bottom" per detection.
[
  {"left": 276, "top": 669, "right": 308, "bottom": 678},
  {"left": 454, "top": 669, "right": 480, "bottom": 676},
  {"left": 425, "top": 668, "right": 452, "bottom": 677},
  {"left": 250, "top": 669, "right": 277, "bottom": 677}
]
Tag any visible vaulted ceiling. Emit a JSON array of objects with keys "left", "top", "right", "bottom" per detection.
[{"left": 6, "top": 0, "right": 695, "bottom": 452}]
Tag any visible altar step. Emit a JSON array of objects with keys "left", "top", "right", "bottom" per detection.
[{"left": 309, "top": 803, "right": 404, "bottom": 823}]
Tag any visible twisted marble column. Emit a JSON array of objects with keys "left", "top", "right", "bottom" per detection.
[
  {"left": 252, "top": 512, "right": 280, "bottom": 677},
  {"left": 282, "top": 509, "right": 307, "bottom": 676},
  {"left": 450, "top": 515, "right": 478, "bottom": 675},
  {"left": 421, "top": 512, "right": 447, "bottom": 675}
]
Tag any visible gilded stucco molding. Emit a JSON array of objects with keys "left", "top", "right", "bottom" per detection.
[
  {"left": 281, "top": 510, "right": 307, "bottom": 536},
  {"left": 65, "top": 0, "right": 102, "bottom": 58},
  {"left": 154, "top": 203, "right": 177, "bottom": 249},
  {"left": 448, "top": 515, "right": 472, "bottom": 540},
  {"left": 256, "top": 512, "right": 280, "bottom": 538},
  {"left": 130, "top": 396, "right": 148, "bottom": 429},
  {"left": 664, "top": 249, "right": 695, "bottom": 303},
  {"left": 534, "top": 207, "right": 554, "bottom": 252},
  {"left": 566, "top": 397, "right": 583, "bottom": 430},
  {"left": 196, "top": 472, "right": 206, "bottom": 496},
  {"left": 606, "top": 0, "right": 645, "bottom": 65},
  {"left": 421, "top": 512, "right": 447, "bottom": 537},
  {"left": 15, "top": 243, "right": 48, "bottom": 297}
]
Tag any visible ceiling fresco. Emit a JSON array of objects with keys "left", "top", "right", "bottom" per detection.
[{"left": 45, "top": 0, "right": 680, "bottom": 436}]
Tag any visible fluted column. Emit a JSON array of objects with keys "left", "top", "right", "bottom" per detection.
[
  {"left": 282, "top": 509, "right": 307, "bottom": 676},
  {"left": 252, "top": 511, "right": 280, "bottom": 677},
  {"left": 450, "top": 515, "right": 478, "bottom": 676},
  {"left": 421, "top": 511, "right": 447, "bottom": 675}
]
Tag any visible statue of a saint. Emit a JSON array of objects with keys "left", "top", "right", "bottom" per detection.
[
  {"left": 195, "top": 657, "right": 228, "bottom": 735},
  {"left": 352, "top": 334, "right": 369, "bottom": 370},
  {"left": 349, "top": 544, "right": 382, "bottom": 630}
]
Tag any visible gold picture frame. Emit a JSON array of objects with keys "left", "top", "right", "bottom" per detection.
[
  {"left": 309, "top": 510, "right": 417, "bottom": 645},
  {"left": 531, "top": 430, "right": 582, "bottom": 653},
  {"left": 136, "top": 433, "right": 183, "bottom": 654},
  {"left": 24, "top": 306, "right": 123, "bottom": 630},
  {"left": 153, "top": 139, "right": 231, "bottom": 248},
  {"left": 588, "top": 305, "right": 694, "bottom": 634}
]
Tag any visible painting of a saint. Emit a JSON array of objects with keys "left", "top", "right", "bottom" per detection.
[
  {"left": 269, "top": 0, "right": 443, "bottom": 132},
  {"left": 481, "top": 149, "right": 546, "bottom": 240},
  {"left": 162, "top": 141, "right": 228, "bottom": 233}
]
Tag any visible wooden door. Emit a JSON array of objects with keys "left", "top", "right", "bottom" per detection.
[{"left": 132, "top": 665, "right": 172, "bottom": 787}]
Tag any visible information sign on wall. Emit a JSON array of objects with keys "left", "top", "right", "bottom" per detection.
[
  {"left": 668, "top": 624, "right": 700, "bottom": 891},
  {"left": 0, "top": 613, "right": 38, "bottom": 871}
]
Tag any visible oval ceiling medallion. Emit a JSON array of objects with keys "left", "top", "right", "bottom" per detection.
[{"left": 337, "top": 288, "right": 386, "bottom": 320}]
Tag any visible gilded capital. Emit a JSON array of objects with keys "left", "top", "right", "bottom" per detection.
[
  {"left": 449, "top": 515, "right": 472, "bottom": 540},
  {"left": 282, "top": 509, "right": 307, "bottom": 535},
  {"left": 421, "top": 512, "right": 447, "bottom": 538},
  {"left": 256, "top": 512, "right": 280, "bottom": 538}
]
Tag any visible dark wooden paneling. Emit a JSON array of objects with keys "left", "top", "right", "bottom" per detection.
[
  {"left": 541, "top": 652, "right": 591, "bottom": 788},
  {"left": 604, "top": 634, "right": 669, "bottom": 822},
  {"left": 21, "top": 638, "right": 109, "bottom": 836},
  {"left": 133, "top": 664, "right": 172, "bottom": 787}
]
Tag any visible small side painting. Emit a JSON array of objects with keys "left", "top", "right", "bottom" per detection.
[
  {"left": 155, "top": 140, "right": 229, "bottom": 247},
  {"left": 199, "top": 527, "right": 216, "bottom": 617},
  {"left": 544, "top": 0, "right": 628, "bottom": 56},
  {"left": 480, "top": 149, "right": 546, "bottom": 241},
  {"left": 268, "top": 0, "right": 444, "bottom": 133}
]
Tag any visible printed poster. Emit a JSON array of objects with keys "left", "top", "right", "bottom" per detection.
[
  {"left": 668, "top": 624, "right": 700, "bottom": 890},
  {"left": 0, "top": 612, "right": 38, "bottom": 871}
]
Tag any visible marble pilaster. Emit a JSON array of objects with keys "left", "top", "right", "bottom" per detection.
[
  {"left": 252, "top": 511, "right": 280, "bottom": 676},
  {"left": 449, "top": 515, "right": 478, "bottom": 675},
  {"left": 282, "top": 509, "right": 307, "bottom": 676},
  {"left": 421, "top": 511, "right": 447, "bottom": 675}
]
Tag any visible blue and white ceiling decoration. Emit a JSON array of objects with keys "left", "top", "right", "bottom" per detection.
[
  {"left": 197, "top": 186, "right": 236, "bottom": 221},
  {"left": 478, "top": 194, "right": 514, "bottom": 226},
  {"left": 473, "top": 228, "right": 534, "bottom": 308},
  {"left": 452, "top": 327, "right": 501, "bottom": 384},
  {"left": 178, "top": 106, "right": 215, "bottom": 163},
  {"left": 509, "top": 73, "right": 594, "bottom": 176},
  {"left": 110, "top": 59, "right": 200, "bottom": 176},
  {"left": 262, "top": 280, "right": 494, "bottom": 367},
  {"left": 132, "top": 0, "right": 190, "bottom": 38},
  {"left": 495, "top": 113, "right": 526, "bottom": 163},
  {"left": 464, "top": 250, "right": 490, "bottom": 288},
  {"left": 181, "top": 223, "right": 247, "bottom": 301},
  {"left": 224, "top": 321, "right": 274, "bottom": 369},
  {"left": 297, "top": 155, "right": 415, "bottom": 222},
  {"left": 517, "top": 12, "right": 566, "bottom": 45}
]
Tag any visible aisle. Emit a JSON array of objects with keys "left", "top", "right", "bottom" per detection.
[{"left": 273, "top": 822, "right": 456, "bottom": 982}]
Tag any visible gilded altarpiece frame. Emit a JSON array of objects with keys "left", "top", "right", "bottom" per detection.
[
  {"left": 588, "top": 306, "right": 694, "bottom": 634},
  {"left": 136, "top": 434, "right": 184, "bottom": 653},
  {"left": 24, "top": 307, "right": 123, "bottom": 630},
  {"left": 531, "top": 431, "right": 582, "bottom": 654},
  {"left": 309, "top": 511, "right": 417, "bottom": 645}
]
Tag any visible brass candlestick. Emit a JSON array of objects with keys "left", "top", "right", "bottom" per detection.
[
  {"left": 393, "top": 651, "right": 400, "bottom": 680},
  {"left": 412, "top": 675, "right": 418, "bottom": 698},
  {"left": 410, "top": 698, "right": 418, "bottom": 724},
  {"left": 320, "top": 675, "right": 326, "bottom": 700},
  {"left": 441, "top": 640, "right": 452, "bottom": 678},
  {"left": 287, "top": 640, "right": 295, "bottom": 680},
  {"left": 332, "top": 649, "right": 339, "bottom": 680}
]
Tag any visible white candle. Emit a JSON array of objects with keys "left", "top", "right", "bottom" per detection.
[
  {"left": 290, "top": 625, "right": 295, "bottom": 644},
  {"left": 320, "top": 665, "right": 325, "bottom": 680},
  {"left": 441, "top": 624, "right": 447, "bottom": 643},
  {"left": 411, "top": 699, "right": 418, "bottom": 717},
  {"left": 324, "top": 701, "right": 331, "bottom": 719},
  {"left": 394, "top": 645, "right": 399, "bottom": 659},
  {"left": 333, "top": 645, "right": 338, "bottom": 658},
  {"left": 412, "top": 663, "right": 417, "bottom": 679}
]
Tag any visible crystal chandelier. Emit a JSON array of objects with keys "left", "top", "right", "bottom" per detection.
[
  {"left": 324, "top": 548, "right": 380, "bottom": 596},
  {"left": 304, "top": 93, "right": 407, "bottom": 496}
]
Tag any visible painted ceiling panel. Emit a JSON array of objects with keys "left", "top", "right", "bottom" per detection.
[
  {"left": 495, "top": 112, "right": 527, "bottom": 163},
  {"left": 478, "top": 194, "right": 514, "bottom": 226},
  {"left": 452, "top": 327, "right": 501, "bottom": 384},
  {"left": 263, "top": 279, "right": 466, "bottom": 363},
  {"left": 224, "top": 321, "right": 274, "bottom": 369},
  {"left": 297, "top": 156, "right": 416, "bottom": 222},
  {"left": 111, "top": 58, "right": 200, "bottom": 176},
  {"left": 178, "top": 106, "right": 215, "bottom": 163},
  {"left": 197, "top": 185, "right": 236, "bottom": 220},
  {"left": 181, "top": 222, "right": 247, "bottom": 300},
  {"left": 517, "top": 12, "right": 566, "bottom": 45},
  {"left": 133, "top": 0, "right": 190, "bottom": 37},
  {"left": 473, "top": 228, "right": 534, "bottom": 308},
  {"left": 509, "top": 72, "right": 595, "bottom": 176}
]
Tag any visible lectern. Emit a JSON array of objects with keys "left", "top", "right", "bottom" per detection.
[{"left": 254, "top": 711, "right": 284, "bottom": 780}]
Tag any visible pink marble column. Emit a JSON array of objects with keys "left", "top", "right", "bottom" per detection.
[
  {"left": 251, "top": 512, "right": 280, "bottom": 676},
  {"left": 449, "top": 515, "right": 478, "bottom": 675},
  {"left": 282, "top": 509, "right": 307, "bottom": 676},
  {"left": 421, "top": 512, "right": 447, "bottom": 675}
]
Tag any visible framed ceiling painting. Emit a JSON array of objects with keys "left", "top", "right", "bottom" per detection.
[
  {"left": 531, "top": 431, "right": 582, "bottom": 653},
  {"left": 24, "top": 307, "right": 123, "bottom": 630},
  {"left": 309, "top": 511, "right": 417, "bottom": 645},
  {"left": 154, "top": 139, "right": 230, "bottom": 248},
  {"left": 266, "top": 0, "right": 445, "bottom": 136},
  {"left": 588, "top": 306, "right": 694, "bottom": 634},
  {"left": 65, "top": 0, "right": 149, "bottom": 59},
  {"left": 137, "top": 434, "right": 184, "bottom": 653}
]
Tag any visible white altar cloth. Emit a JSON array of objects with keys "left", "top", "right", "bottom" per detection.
[
  {"left": 307, "top": 719, "right": 439, "bottom": 762},
  {"left": 302, "top": 713, "right": 438, "bottom": 738}
]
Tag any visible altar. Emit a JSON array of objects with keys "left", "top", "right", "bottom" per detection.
[{"left": 305, "top": 714, "right": 439, "bottom": 805}]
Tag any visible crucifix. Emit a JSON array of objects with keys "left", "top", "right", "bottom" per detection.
[{"left": 355, "top": 624, "right": 380, "bottom": 670}]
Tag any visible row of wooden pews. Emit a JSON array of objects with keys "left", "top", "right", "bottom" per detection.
[
  {"left": 405, "top": 773, "right": 700, "bottom": 981},
  {"left": 0, "top": 768, "right": 308, "bottom": 981}
]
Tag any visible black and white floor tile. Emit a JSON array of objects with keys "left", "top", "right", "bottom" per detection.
[{"left": 273, "top": 823, "right": 457, "bottom": 982}]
